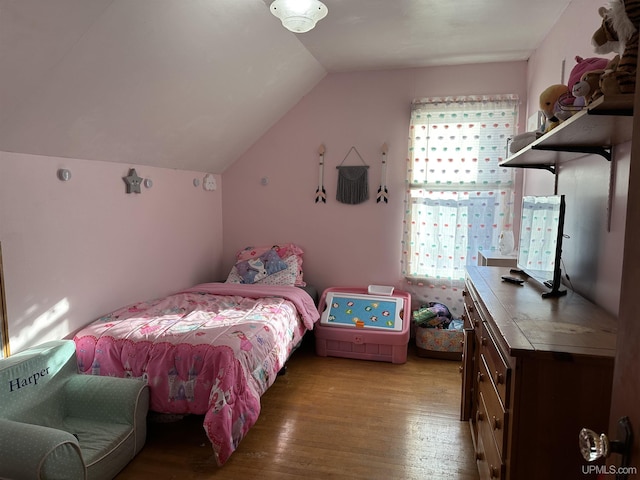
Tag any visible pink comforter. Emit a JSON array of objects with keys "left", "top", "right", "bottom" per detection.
[{"left": 73, "top": 283, "right": 319, "bottom": 465}]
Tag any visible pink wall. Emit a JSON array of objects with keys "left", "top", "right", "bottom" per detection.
[
  {"left": 0, "top": 151, "right": 223, "bottom": 353},
  {"left": 524, "top": 0, "right": 627, "bottom": 313},
  {"left": 224, "top": 0, "right": 628, "bottom": 315},
  {"left": 222, "top": 63, "right": 527, "bottom": 295}
]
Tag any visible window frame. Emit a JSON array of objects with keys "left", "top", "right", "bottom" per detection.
[{"left": 403, "top": 95, "right": 519, "bottom": 281}]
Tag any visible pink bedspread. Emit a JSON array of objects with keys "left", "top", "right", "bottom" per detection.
[{"left": 73, "top": 283, "right": 319, "bottom": 465}]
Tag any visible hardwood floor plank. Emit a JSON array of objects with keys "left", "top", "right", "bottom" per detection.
[{"left": 116, "top": 336, "right": 479, "bottom": 480}]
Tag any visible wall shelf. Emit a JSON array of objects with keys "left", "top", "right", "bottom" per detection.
[{"left": 500, "top": 95, "right": 634, "bottom": 173}]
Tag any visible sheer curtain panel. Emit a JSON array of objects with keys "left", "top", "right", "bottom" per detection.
[{"left": 401, "top": 95, "right": 519, "bottom": 312}]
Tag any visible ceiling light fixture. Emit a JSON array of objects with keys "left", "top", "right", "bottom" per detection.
[{"left": 270, "top": 0, "right": 328, "bottom": 34}]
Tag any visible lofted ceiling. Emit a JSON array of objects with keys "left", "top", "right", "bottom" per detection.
[{"left": 0, "top": 0, "right": 571, "bottom": 173}]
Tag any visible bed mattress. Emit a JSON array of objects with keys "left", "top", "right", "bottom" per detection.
[{"left": 73, "top": 282, "right": 319, "bottom": 465}]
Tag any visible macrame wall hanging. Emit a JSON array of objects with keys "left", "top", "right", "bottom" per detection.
[
  {"left": 376, "top": 142, "right": 389, "bottom": 203},
  {"left": 336, "top": 146, "right": 369, "bottom": 205}
]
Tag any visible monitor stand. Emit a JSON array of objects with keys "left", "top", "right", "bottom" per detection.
[{"left": 542, "top": 286, "right": 567, "bottom": 298}]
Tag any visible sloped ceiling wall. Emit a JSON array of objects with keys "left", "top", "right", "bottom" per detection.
[
  {"left": 0, "top": 0, "right": 326, "bottom": 173},
  {"left": 1, "top": 0, "right": 573, "bottom": 174}
]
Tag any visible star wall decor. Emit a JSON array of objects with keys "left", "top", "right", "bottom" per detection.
[{"left": 124, "top": 168, "right": 143, "bottom": 194}]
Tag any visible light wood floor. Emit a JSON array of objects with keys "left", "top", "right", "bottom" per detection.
[{"left": 116, "top": 336, "right": 479, "bottom": 480}]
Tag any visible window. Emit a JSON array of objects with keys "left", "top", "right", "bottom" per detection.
[{"left": 402, "top": 95, "right": 519, "bottom": 282}]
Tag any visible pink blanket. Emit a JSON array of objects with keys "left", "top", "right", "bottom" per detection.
[
  {"left": 74, "top": 283, "right": 319, "bottom": 465},
  {"left": 181, "top": 283, "right": 319, "bottom": 330}
]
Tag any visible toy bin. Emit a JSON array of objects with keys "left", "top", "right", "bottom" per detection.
[
  {"left": 414, "top": 324, "right": 463, "bottom": 360},
  {"left": 315, "top": 287, "right": 411, "bottom": 364}
]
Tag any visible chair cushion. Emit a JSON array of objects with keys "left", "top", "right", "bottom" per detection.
[{"left": 65, "top": 417, "right": 138, "bottom": 480}]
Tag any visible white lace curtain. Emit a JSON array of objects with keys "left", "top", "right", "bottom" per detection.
[{"left": 402, "top": 95, "right": 519, "bottom": 305}]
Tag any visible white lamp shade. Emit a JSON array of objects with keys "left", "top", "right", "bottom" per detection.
[{"left": 270, "top": 0, "right": 328, "bottom": 33}]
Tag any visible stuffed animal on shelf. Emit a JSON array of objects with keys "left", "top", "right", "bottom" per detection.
[
  {"left": 539, "top": 84, "right": 572, "bottom": 133},
  {"left": 592, "top": 3, "right": 629, "bottom": 53},
  {"left": 600, "top": 54, "right": 623, "bottom": 96},
  {"left": 567, "top": 55, "right": 611, "bottom": 107},
  {"left": 572, "top": 69, "right": 605, "bottom": 106},
  {"left": 592, "top": 0, "right": 638, "bottom": 95}
]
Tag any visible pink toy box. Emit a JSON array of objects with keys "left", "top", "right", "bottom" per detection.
[{"left": 315, "top": 287, "right": 411, "bottom": 364}]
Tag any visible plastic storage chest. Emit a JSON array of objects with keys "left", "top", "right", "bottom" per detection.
[{"left": 315, "top": 287, "right": 411, "bottom": 364}]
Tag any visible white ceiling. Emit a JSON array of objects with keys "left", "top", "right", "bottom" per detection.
[{"left": 0, "top": 0, "right": 571, "bottom": 173}]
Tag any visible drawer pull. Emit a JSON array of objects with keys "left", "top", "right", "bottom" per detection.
[
  {"left": 474, "top": 319, "right": 479, "bottom": 328},
  {"left": 459, "top": 365, "right": 463, "bottom": 373},
  {"left": 489, "top": 465, "right": 499, "bottom": 478},
  {"left": 477, "top": 371, "right": 484, "bottom": 383},
  {"left": 477, "top": 411, "right": 484, "bottom": 422},
  {"left": 476, "top": 451, "right": 483, "bottom": 461},
  {"left": 492, "top": 415, "right": 501, "bottom": 430},
  {"left": 495, "top": 371, "right": 505, "bottom": 384},
  {"left": 481, "top": 336, "right": 487, "bottom": 346}
]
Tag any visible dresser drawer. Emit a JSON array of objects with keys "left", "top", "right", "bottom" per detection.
[
  {"left": 479, "top": 321, "right": 510, "bottom": 408},
  {"left": 478, "top": 354, "right": 508, "bottom": 458},
  {"left": 463, "top": 288, "right": 481, "bottom": 328},
  {"left": 476, "top": 390, "right": 504, "bottom": 480}
]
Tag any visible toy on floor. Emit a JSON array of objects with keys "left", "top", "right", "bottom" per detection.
[{"left": 413, "top": 302, "right": 453, "bottom": 329}]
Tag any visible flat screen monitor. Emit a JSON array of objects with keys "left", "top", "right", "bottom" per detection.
[{"left": 517, "top": 194, "right": 567, "bottom": 298}]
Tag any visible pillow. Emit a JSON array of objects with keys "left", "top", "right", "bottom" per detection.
[
  {"left": 236, "top": 243, "right": 304, "bottom": 262},
  {"left": 235, "top": 258, "right": 268, "bottom": 284},
  {"left": 256, "top": 255, "right": 305, "bottom": 286},
  {"left": 234, "top": 249, "right": 287, "bottom": 284},
  {"left": 233, "top": 243, "right": 305, "bottom": 285},
  {"left": 225, "top": 255, "right": 305, "bottom": 286},
  {"left": 225, "top": 266, "right": 243, "bottom": 284}
]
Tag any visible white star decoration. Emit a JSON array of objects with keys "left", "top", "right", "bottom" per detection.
[{"left": 124, "top": 168, "right": 143, "bottom": 194}]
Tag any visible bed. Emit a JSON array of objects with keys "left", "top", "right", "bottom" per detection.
[{"left": 73, "top": 244, "right": 319, "bottom": 466}]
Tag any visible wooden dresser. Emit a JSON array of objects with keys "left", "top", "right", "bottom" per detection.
[{"left": 461, "top": 266, "right": 617, "bottom": 480}]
